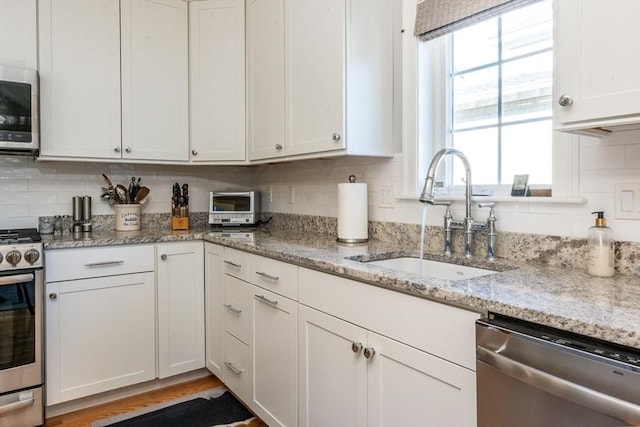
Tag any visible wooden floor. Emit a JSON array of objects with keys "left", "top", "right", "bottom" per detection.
[{"left": 44, "top": 375, "right": 267, "bottom": 427}]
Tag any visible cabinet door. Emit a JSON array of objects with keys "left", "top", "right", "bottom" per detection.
[
  {"left": 189, "top": 0, "right": 246, "bottom": 162},
  {"left": 251, "top": 287, "right": 297, "bottom": 427},
  {"left": 246, "top": 0, "right": 286, "bottom": 160},
  {"left": 286, "top": 0, "right": 345, "bottom": 156},
  {"left": 367, "top": 333, "right": 477, "bottom": 427},
  {"left": 38, "top": 0, "right": 121, "bottom": 159},
  {"left": 45, "top": 272, "right": 156, "bottom": 405},
  {"left": 121, "top": 0, "right": 189, "bottom": 161},
  {"left": 157, "top": 241, "right": 205, "bottom": 379},
  {"left": 205, "top": 243, "right": 224, "bottom": 377},
  {"left": 555, "top": 0, "right": 640, "bottom": 129},
  {"left": 0, "top": 0, "right": 37, "bottom": 69},
  {"left": 298, "top": 306, "right": 367, "bottom": 427}
]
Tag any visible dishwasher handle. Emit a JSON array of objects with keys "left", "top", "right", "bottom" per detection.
[{"left": 477, "top": 346, "right": 640, "bottom": 425}]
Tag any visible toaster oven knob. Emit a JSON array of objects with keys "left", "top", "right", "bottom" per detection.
[
  {"left": 6, "top": 250, "right": 21, "bottom": 266},
  {"left": 24, "top": 249, "right": 40, "bottom": 265}
]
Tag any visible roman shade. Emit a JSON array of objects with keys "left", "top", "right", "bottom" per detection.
[{"left": 414, "top": 0, "right": 540, "bottom": 41}]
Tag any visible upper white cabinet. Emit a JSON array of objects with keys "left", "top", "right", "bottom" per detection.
[
  {"left": 554, "top": 0, "right": 640, "bottom": 136},
  {"left": 189, "top": 0, "right": 246, "bottom": 162},
  {"left": 0, "top": 0, "right": 37, "bottom": 69},
  {"left": 39, "top": 0, "right": 189, "bottom": 161},
  {"left": 247, "top": 0, "right": 398, "bottom": 161}
]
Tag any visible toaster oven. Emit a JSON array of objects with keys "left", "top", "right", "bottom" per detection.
[{"left": 209, "top": 191, "right": 260, "bottom": 226}]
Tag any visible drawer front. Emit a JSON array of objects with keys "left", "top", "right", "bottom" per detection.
[
  {"left": 45, "top": 244, "right": 155, "bottom": 282},
  {"left": 247, "top": 254, "right": 298, "bottom": 300},
  {"left": 223, "top": 275, "right": 251, "bottom": 345},
  {"left": 223, "top": 247, "right": 248, "bottom": 281},
  {"left": 223, "top": 332, "right": 250, "bottom": 403}
]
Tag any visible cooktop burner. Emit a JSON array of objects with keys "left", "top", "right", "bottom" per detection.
[{"left": 0, "top": 228, "right": 42, "bottom": 245}]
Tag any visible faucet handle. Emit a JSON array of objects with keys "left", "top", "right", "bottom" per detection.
[
  {"left": 478, "top": 202, "right": 496, "bottom": 215},
  {"left": 429, "top": 200, "right": 451, "bottom": 207}
]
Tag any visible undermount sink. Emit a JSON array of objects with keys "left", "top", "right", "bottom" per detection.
[{"left": 365, "top": 257, "right": 497, "bottom": 280}]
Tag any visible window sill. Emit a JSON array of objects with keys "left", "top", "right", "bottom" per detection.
[{"left": 397, "top": 194, "right": 587, "bottom": 205}]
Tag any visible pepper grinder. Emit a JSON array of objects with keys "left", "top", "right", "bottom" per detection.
[
  {"left": 82, "top": 195, "right": 92, "bottom": 233},
  {"left": 72, "top": 196, "right": 83, "bottom": 233}
]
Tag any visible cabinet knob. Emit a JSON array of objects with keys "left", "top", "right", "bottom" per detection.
[
  {"left": 558, "top": 94, "right": 573, "bottom": 107},
  {"left": 124, "top": 146, "right": 131, "bottom": 153},
  {"left": 49, "top": 293, "right": 57, "bottom": 300},
  {"left": 275, "top": 144, "right": 283, "bottom": 150},
  {"left": 332, "top": 133, "right": 341, "bottom": 142},
  {"left": 191, "top": 149, "right": 198, "bottom": 156},
  {"left": 160, "top": 254, "right": 167, "bottom": 261},
  {"left": 351, "top": 342, "right": 363, "bottom": 354},
  {"left": 114, "top": 146, "right": 121, "bottom": 153},
  {"left": 363, "top": 347, "right": 375, "bottom": 359}
]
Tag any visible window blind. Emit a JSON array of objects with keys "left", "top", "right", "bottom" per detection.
[{"left": 414, "top": 0, "right": 540, "bottom": 41}]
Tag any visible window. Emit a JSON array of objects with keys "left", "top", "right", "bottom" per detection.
[{"left": 418, "top": 1, "right": 555, "bottom": 192}]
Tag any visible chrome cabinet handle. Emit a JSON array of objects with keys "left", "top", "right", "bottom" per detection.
[
  {"left": 114, "top": 146, "right": 121, "bottom": 153},
  {"left": 223, "top": 361, "right": 243, "bottom": 375},
  {"left": 223, "top": 304, "right": 242, "bottom": 314},
  {"left": 255, "top": 294, "right": 278, "bottom": 307},
  {"left": 275, "top": 144, "right": 283, "bottom": 150},
  {"left": 363, "top": 347, "right": 375, "bottom": 359},
  {"left": 558, "top": 94, "right": 573, "bottom": 107},
  {"left": 191, "top": 149, "right": 198, "bottom": 156},
  {"left": 255, "top": 271, "right": 279, "bottom": 281},
  {"left": 332, "top": 133, "right": 341, "bottom": 142},
  {"left": 124, "top": 146, "right": 131, "bottom": 153},
  {"left": 84, "top": 260, "right": 124, "bottom": 267},
  {"left": 351, "top": 342, "right": 363, "bottom": 354},
  {"left": 49, "top": 293, "right": 57, "bottom": 300},
  {"left": 224, "top": 260, "right": 242, "bottom": 269},
  {"left": 160, "top": 254, "right": 167, "bottom": 261}
]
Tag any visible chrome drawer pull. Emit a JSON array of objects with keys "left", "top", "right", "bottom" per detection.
[
  {"left": 255, "top": 294, "right": 278, "bottom": 307},
  {"left": 84, "top": 260, "right": 124, "bottom": 267},
  {"left": 223, "top": 304, "right": 242, "bottom": 314},
  {"left": 224, "top": 260, "right": 242, "bottom": 268},
  {"left": 224, "top": 361, "right": 243, "bottom": 375},
  {"left": 256, "top": 271, "right": 279, "bottom": 281}
]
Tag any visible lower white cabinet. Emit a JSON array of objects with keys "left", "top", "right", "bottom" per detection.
[
  {"left": 45, "top": 272, "right": 156, "bottom": 405},
  {"left": 205, "top": 242, "right": 224, "bottom": 377},
  {"left": 156, "top": 241, "right": 205, "bottom": 378}
]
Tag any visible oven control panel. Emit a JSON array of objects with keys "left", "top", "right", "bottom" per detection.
[{"left": 0, "top": 243, "right": 42, "bottom": 271}]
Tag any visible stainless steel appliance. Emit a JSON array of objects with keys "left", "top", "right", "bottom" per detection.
[
  {"left": 0, "top": 229, "right": 44, "bottom": 427},
  {"left": 476, "top": 313, "right": 640, "bottom": 427},
  {"left": 0, "top": 65, "right": 39, "bottom": 155},
  {"left": 209, "top": 191, "right": 260, "bottom": 226}
]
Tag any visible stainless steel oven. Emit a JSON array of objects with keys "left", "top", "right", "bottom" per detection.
[
  {"left": 0, "top": 229, "right": 44, "bottom": 427},
  {"left": 476, "top": 313, "right": 640, "bottom": 427}
]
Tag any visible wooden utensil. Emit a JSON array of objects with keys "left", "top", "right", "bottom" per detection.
[{"left": 134, "top": 186, "right": 150, "bottom": 204}]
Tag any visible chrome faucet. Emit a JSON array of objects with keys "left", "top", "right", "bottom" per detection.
[{"left": 420, "top": 148, "right": 495, "bottom": 258}]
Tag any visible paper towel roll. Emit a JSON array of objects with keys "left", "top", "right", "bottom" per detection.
[{"left": 337, "top": 182, "right": 368, "bottom": 243}]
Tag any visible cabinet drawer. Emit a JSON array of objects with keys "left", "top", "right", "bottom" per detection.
[
  {"left": 223, "top": 275, "right": 251, "bottom": 345},
  {"left": 247, "top": 253, "right": 298, "bottom": 300},
  {"left": 223, "top": 247, "right": 248, "bottom": 281},
  {"left": 45, "top": 244, "right": 155, "bottom": 282},
  {"left": 223, "top": 332, "right": 250, "bottom": 403}
]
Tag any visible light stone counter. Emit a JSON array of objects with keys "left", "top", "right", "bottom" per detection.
[{"left": 43, "top": 226, "right": 640, "bottom": 350}]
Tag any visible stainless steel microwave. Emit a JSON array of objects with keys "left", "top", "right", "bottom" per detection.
[
  {"left": 209, "top": 191, "right": 261, "bottom": 226},
  {"left": 0, "top": 65, "right": 39, "bottom": 155}
]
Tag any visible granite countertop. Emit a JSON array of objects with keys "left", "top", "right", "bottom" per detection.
[{"left": 43, "top": 226, "right": 640, "bottom": 350}]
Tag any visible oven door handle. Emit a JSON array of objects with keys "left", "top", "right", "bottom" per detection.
[
  {"left": 0, "top": 391, "right": 35, "bottom": 416},
  {"left": 0, "top": 273, "right": 34, "bottom": 286},
  {"left": 477, "top": 346, "right": 640, "bottom": 424}
]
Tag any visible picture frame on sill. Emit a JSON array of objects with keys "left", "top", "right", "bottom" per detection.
[{"left": 511, "top": 174, "right": 529, "bottom": 197}]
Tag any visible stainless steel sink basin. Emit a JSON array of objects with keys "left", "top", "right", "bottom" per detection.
[{"left": 366, "top": 257, "right": 497, "bottom": 280}]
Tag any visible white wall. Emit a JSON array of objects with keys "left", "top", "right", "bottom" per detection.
[
  {"left": 0, "top": 156, "right": 251, "bottom": 229},
  {"left": 255, "top": 131, "right": 640, "bottom": 243}
]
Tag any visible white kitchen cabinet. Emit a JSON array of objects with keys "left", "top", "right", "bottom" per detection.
[
  {"left": 189, "top": 0, "right": 246, "bottom": 162},
  {"left": 45, "top": 245, "right": 156, "bottom": 405},
  {"left": 554, "top": 0, "right": 640, "bottom": 135},
  {"left": 38, "top": 0, "right": 189, "bottom": 162},
  {"left": 121, "top": 0, "right": 189, "bottom": 161},
  {"left": 251, "top": 286, "right": 298, "bottom": 427},
  {"left": 156, "top": 241, "right": 205, "bottom": 379},
  {"left": 247, "top": 0, "right": 397, "bottom": 161},
  {"left": 205, "top": 242, "right": 224, "bottom": 377},
  {"left": 0, "top": 0, "right": 37, "bottom": 69}
]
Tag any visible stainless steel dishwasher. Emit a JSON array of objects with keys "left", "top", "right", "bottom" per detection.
[{"left": 476, "top": 313, "right": 640, "bottom": 427}]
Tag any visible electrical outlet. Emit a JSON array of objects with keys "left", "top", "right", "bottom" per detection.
[
  {"left": 615, "top": 183, "right": 640, "bottom": 219},
  {"left": 288, "top": 185, "right": 294, "bottom": 204},
  {"left": 379, "top": 185, "right": 394, "bottom": 208}
]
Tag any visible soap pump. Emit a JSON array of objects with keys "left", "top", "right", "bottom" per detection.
[{"left": 587, "top": 211, "right": 614, "bottom": 277}]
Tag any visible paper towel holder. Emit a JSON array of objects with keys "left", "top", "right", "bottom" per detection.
[{"left": 337, "top": 175, "right": 369, "bottom": 244}]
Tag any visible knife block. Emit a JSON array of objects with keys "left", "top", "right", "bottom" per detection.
[{"left": 172, "top": 216, "right": 189, "bottom": 230}]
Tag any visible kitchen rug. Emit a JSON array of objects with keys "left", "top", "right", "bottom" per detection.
[{"left": 92, "top": 386, "right": 256, "bottom": 427}]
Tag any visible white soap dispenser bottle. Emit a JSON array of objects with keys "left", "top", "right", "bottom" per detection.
[{"left": 587, "top": 211, "right": 614, "bottom": 277}]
